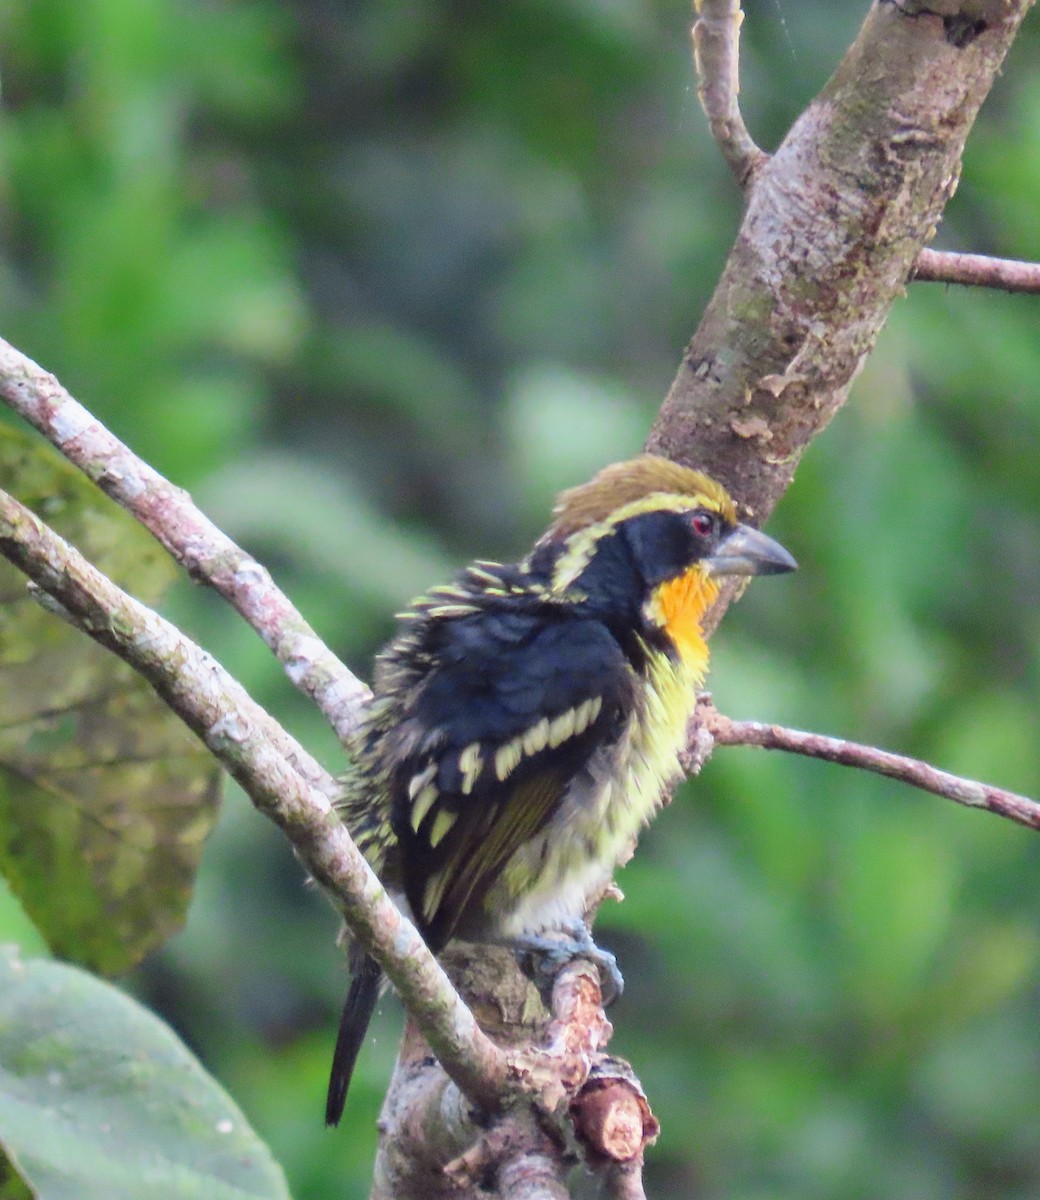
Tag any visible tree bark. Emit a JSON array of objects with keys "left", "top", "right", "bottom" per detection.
[{"left": 648, "top": 0, "right": 1032, "bottom": 561}]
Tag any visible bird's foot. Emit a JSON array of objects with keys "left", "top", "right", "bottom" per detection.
[{"left": 513, "top": 920, "right": 624, "bottom": 1008}]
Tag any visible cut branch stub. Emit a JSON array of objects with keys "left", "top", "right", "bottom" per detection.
[{"left": 570, "top": 1059, "right": 660, "bottom": 1165}]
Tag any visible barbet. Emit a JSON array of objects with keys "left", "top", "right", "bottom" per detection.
[{"left": 326, "top": 455, "right": 795, "bottom": 1124}]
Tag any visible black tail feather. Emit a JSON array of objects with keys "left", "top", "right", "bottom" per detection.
[{"left": 325, "top": 952, "right": 383, "bottom": 1126}]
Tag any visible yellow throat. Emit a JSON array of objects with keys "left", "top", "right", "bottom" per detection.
[{"left": 645, "top": 563, "right": 719, "bottom": 678}]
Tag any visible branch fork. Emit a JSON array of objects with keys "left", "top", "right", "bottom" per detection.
[
  {"left": 690, "top": 2, "right": 1040, "bottom": 296},
  {"left": 692, "top": 0, "right": 767, "bottom": 189}
]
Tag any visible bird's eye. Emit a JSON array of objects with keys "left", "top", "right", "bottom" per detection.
[{"left": 692, "top": 511, "right": 716, "bottom": 538}]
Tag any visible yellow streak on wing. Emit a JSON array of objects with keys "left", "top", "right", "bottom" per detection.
[
  {"left": 494, "top": 739, "right": 524, "bottom": 782},
  {"left": 493, "top": 645, "right": 704, "bottom": 937},
  {"left": 426, "top": 604, "right": 479, "bottom": 618},
  {"left": 429, "top": 809, "right": 456, "bottom": 848},
  {"left": 459, "top": 742, "right": 484, "bottom": 795},
  {"left": 645, "top": 564, "right": 719, "bottom": 673},
  {"left": 410, "top": 783, "right": 439, "bottom": 832},
  {"left": 407, "top": 762, "right": 436, "bottom": 799},
  {"left": 423, "top": 870, "right": 450, "bottom": 920},
  {"left": 522, "top": 717, "right": 550, "bottom": 757},
  {"left": 547, "top": 707, "right": 577, "bottom": 749},
  {"left": 495, "top": 695, "right": 602, "bottom": 785},
  {"left": 573, "top": 695, "right": 602, "bottom": 736}
]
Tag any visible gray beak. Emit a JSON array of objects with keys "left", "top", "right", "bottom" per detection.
[{"left": 705, "top": 523, "right": 797, "bottom": 577}]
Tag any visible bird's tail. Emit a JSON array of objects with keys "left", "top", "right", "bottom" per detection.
[{"left": 325, "top": 951, "right": 383, "bottom": 1126}]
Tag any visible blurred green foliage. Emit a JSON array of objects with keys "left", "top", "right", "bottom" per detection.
[
  {"left": 0, "top": 947, "right": 291, "bottom": 1200},
  {"left": 0, "top": 427, "right": 221, "bottom": 978},
  {"left": 0, "top": 1, "right": 1038, "bottom": 1197}
]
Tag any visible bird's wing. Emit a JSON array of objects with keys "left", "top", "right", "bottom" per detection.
[{"left": 385, "top": 611, "right": 635, "bottom": 950}]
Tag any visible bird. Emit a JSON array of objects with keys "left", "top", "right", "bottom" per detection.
[{"left": 325, "top": 454, "right": 795, "bottom": 1125}]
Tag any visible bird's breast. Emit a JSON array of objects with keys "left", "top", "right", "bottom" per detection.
[{"left": 491, "top": 647, "right": 702, "bottom": 938}]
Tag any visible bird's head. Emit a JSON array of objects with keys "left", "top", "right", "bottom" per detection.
[{"left": 528, "top": 455, "right": 795, "bottom": 668}]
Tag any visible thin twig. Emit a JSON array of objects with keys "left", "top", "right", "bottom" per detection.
[
  {"left": 692, "top": 0, "right": 767, "bottom": 189},
  {"left": 0, "top": 337, "right": 371, "bottom": 745},
  {"left": 603, "top": 1161, "right": 649, "bottom": 1200},
  {"left": 702, "top": 701, "right": 1040, "bottom": 831},
  {"left": 0, "top": 487, "right": 508, "bottom": 1111},
  {"left": 911, "top": 248, "right": 1040, "bottom": 294}
]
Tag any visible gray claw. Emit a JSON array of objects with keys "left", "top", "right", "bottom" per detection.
[{"left": 513, "top": 924, "right": 624, "bottom": 1007}]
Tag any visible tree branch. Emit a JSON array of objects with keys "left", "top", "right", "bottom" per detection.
[
  {"left": 0, "top": 337, "right": 371, "bottom": 746},
  {"left": 2, "top": 365, "right": 654, "bottom": 1190},
  {"left": 497, "top": 1152, "right": 569, "bottom": 1200},
  {"left": 0, "top": 486, "right": 508, "bottom": 1112},
  {"left": 650, "top": 0, "right": 1033, "bottom": 633},
  {"left": 911, "top": 247, "right": 1040, "bottom": 293},
  {"left": 700, "top": 701, "right": 1040, "bottom": 831},
  {"left": 692, "top": 0, "right": 767, "bottom": 189},
  {"left": 374, "top": 956, "right": 653, "bottom": 1198},
  {"left": 603, "top": 1163, "right": 649, "bottom": 1200}
]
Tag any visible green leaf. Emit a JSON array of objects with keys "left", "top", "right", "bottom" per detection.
[
  {"left": 0, "top": 427, "right": 221, "bottom": 974},
  {"left": 0, "top": 1149, "right": 33, "bottom": 1200},
  {"left": 0, "top": 947, "right": 290, "bottom": 1200}
]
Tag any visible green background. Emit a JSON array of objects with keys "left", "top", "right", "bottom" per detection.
[{"left": 1, "top": 1, "right": 1039, "bottom": 1196}]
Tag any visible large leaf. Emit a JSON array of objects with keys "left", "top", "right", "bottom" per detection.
[
  {"left": 0, "top": 427, "right": 221, "bottom": 974},
  {"left": 0, "top": 947, "right": 290, "bottom": 1200},
  {"left": 0, "top": 1150, "right": 33, "bottom": 1200}
]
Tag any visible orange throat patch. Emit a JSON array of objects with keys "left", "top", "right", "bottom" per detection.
[{"left": 646, "top": 566, "right": 719, "bottom": 676}]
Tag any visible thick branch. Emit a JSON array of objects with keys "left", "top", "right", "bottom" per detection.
[
  {"left": 0, "top": 487, "right": 507, "bottom": 1112},
  {"left": 375, "top": 956, "right": 653, "bottom": 1198},
  {"left": 0, "top": 337, "right": 371, "bottom": 745},
  {"left": 497, "top": 1152, "right": 569, "bottom": 1200},
  {"left": 650, "top": 0, "right": 1034, "bottom": 631},
  {"left": 911, "top": 247, "right": 1040, "bottom": 293},
  {"left": 702, "top": 702, "right": 1040, "bottom": 831},
  {"left": 692, "top": 0, "right": 767, "bottom": 188}
]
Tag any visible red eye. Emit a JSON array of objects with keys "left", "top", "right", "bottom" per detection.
[{"left": 692, "top": 512, "right": 715, "bottom": 537}]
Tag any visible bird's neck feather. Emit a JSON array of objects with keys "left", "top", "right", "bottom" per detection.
[{"left": 644, "top": 565, "right": 718, "bottom": 679}]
